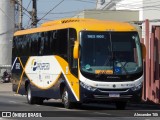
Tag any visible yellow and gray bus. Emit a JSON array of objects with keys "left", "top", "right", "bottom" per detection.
[{"left": 12, "top": 18, "right": 145, "bottom": 109}]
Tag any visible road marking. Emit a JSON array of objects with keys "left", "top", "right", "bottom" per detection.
[
  {"left": 14, "top": 94, "right": 22, "bottom": 96},
  {"left": 93, "top": 112, "right": 111, "bottom": 115},
  {"left": 0, "top": 118, "right": 7, "bottom": 120},
  {"left": 55, "top": 107, "right": 70, "bottom": 111},
  {"left": 9, "top": 101, "right": 17, "bottom": 104}
]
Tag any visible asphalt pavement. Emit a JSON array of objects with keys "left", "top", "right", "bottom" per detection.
[
  {"left": 0, "top": 82, "right": 160, "bottom": 120},
  {"left": 0, "top": 82, "right": 12, "bottom": 92}
]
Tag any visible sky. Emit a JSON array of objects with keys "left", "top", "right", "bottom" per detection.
[{"left": 22, "top": 0, "right": 97, "bottom": 28}]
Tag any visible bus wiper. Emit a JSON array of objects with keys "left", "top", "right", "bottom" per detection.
[
  {"left": 109, "top": 32, "right": 128, "bottom": 75},
  {"left": 96, "top": 33, "right": 113, "bottom": 78},
  {"left": 114, "top": 55, "right": 129, "bottom": 75},
  {"left": 95, "top": 56, "right": 112, "bottom": 78}
]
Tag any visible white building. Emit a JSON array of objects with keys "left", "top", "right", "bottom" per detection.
[
  {"left": 74, "top": 10, "right": 139, "bottom": 22},
  {"left": 96, "top": 0, "right": 160, "bottom": 39},
  {"left": 0, "top": 0, "right": 15, "bottom": 74}
]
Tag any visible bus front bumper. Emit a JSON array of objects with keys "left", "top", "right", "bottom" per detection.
[{"left": 80, "top": 86, "right": 142, "bottom": 103}]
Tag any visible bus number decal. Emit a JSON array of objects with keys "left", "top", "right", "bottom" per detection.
[{"left": 16, "top": 63, "right": 20, "bottom": 69}]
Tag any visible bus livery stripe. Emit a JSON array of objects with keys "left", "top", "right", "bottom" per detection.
[
  {"left": 16, "top": 57, "right": 25, "bottom": 93},
  {"left": 55, "top": 56, "right": 80, "bottom": 101}
]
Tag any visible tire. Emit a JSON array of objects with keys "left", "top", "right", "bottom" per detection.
[
  {"left": 27, "top": 85, "right": 36, "bottom": 104},
  {"left": 62, "top": 88, "right": 74, "bottom": 109},
  {"left": 115, "top": 101, "right": 127, "bottom": 110}
]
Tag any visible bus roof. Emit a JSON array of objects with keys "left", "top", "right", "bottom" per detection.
[{"left": 14, "top": 18, "right": 137, "bottom": 36}]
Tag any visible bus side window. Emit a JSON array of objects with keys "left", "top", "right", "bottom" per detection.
[
  {"left": 50, "top": 30, "right": 57, "bottom": 55},
  {"left": 26, "top": 35, "right": 31, "bottom": 56},
  {"left": 17, "top": 36, "right": 23, "bottom": 56},
  {"left": 31, "top": 34, "right": 36, "bottom": 56},
  {"left": 43, "top": 32, "right": 50, "bottom": 55},
  {"left": 38, "top": 32, "right": 43, "bottom": 55},
  {"left": 13, "top": 37, "right": 17, "bottom": 57},
  {"left": 22, "top": 35, "right": 27, "bottom": 56},
  {"left": 38, "top": 37, "right": 42, "bottom": 55},
  {"left": 56, "top": 29, "right": 68, "bottom": 60}
]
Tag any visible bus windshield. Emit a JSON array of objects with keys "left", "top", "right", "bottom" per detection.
[{"left": 80, "top": 31, "right": 142, "bottom": 75}]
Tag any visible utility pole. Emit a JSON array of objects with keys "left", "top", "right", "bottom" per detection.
[
  {"left": 18, "top": 0, "right": 23, "bottom": 29},
  {"left": 31, "top": 0, "right": 37, "bottom": 27}
]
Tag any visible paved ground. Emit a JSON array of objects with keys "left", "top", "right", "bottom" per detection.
[
  {"left": 0, "top": 82, "right": 12, "bottom": 92},
  {"left": 0, "top": 83, "right": 160, "bottom": 119}
]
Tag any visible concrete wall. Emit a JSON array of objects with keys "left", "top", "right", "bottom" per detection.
[
  {"left": 74, "top": 10, "right": 142, "bottom": 37},
  {"left": 0, "top": 0, "right": 15, "bottom": 75},
  {"left": 74, "top": 10, "right": 139, "bottom": 22}
]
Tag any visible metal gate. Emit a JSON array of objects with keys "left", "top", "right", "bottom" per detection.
[{"left": 142, "top": 20, "right": 160, "bottom": 104}]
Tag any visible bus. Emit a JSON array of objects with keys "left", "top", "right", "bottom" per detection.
[{"left": 12, "top": 18, "right": 145, "bottom": 109}]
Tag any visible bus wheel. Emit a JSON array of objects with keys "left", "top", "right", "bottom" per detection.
[
  {"left": 62, "top": 88, "right": 73, "bottom": 109},
  {"left": 27, "top": 85, "right": 35, "bottom": 104},
  {"left": 115, "top": 101, "right": 127, "bottom": 110}
]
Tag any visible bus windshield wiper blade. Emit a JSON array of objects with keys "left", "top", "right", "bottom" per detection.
[{"left": 114, "top": 56, "right": 129, "bottom": 75}]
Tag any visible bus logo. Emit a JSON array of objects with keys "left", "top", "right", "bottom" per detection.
[
  {"left": 31, "top": 59, "right": 37, "bottom": 71},
  {"left": 113, "top": 84, "right": 116, "bottom": 88},
  {"left": 31, "top": 59, "right": 50, "bottom": 71}
]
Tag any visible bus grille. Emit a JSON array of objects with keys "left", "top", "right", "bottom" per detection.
[{"left": 97, "top": 88, "right": 129, "bottom": 92}]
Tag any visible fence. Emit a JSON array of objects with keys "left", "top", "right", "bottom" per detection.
[{"left": 142, "top": 19, "right": 160, "bottom": 104}]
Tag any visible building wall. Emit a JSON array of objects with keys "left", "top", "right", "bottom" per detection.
[
  {"left": 74, "top": 10, "right": 141, "bottom": 36},
  {"left": 97, "top": 0, "right": 160, "bottom": 21},
  {"left": 96, "top": 0, "right": 121, "bottom": 10},
  {"left": 0, "top": 0, "right": 15, "bottom": 74},
  {"left": 74, "top": 10, "right": 139, "bottom": 22},
  {"left": 96, "top": 0, "right": 160, "bottom": 41},
  {"left": 116, "top": 0, "right": 143, "bottom": 21}
]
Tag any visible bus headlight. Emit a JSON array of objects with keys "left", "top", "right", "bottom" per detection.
[
  {"left": 80, "top": 81, "right": 96, "bottom": 91},
  {"left": 131, "top": 83, "right": 142, "bottom": 91}
]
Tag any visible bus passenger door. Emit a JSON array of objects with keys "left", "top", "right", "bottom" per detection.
[{"left": 68, "top": 28, "right": 80, "bottom": 101}]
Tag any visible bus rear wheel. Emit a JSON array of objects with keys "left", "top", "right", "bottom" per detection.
[
  {"left": 27, "top": 85, "right": 36, "bottom": 104},
  {"left": 62, "top": 88, "right": 74, "bottom": 109}
]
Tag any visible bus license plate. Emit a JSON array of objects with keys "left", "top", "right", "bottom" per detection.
[{"left": 109, "top": 93, "right": 120, "bottom": 97}]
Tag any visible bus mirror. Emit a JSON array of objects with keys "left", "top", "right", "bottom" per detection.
[
  {"left": 141, "top": 43, "right": 146, "bottom": 59},
  {"left": 73, "top": 41, "right": 79, "bottom": 59}
]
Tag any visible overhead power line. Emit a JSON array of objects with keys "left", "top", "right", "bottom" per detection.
[
  {"left": 38, "top": 0, "right": 64, "bottom": 23},
  {"left": 70, "top": 0, "right": 96, "bottom": 4},
  {"left": 38, "top": 10, "right": 81, "bottom": 15},
  {"left": 26, "top": 0, "right": 32, "bottom": 10},
  {"left": 15, "top": 0, "right": 32, "bottom": 19}
]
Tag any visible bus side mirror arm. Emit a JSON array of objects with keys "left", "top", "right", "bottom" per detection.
[
  {"left": 141, "top": 43, "right": 146, "bottom": 60},
  {"left": 73, "top": 41, "right": 79, "bottom": 59}
]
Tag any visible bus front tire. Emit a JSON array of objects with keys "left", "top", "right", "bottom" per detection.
[
  {"left": 62, "top": 88, "right": 74, "bottom": 109},
  {"left": 115, "top": 101, "right": 127, "bottom": 110}
]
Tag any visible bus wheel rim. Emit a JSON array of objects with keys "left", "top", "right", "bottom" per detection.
[
  {"left": 63, "top": 91, "right": 68, "bottom": 106},
  {"left": 28, "top": 88, "right": 31, "bottom": 101}
]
